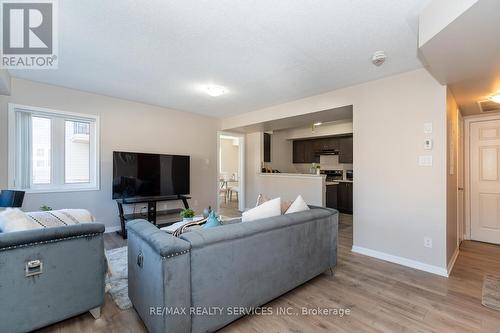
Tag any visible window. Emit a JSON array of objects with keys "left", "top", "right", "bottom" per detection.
[{"left": 8, "top": 104, "right": 100, "bottom": 192}]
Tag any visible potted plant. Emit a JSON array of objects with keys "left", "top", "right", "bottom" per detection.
[
  {"left": 40, "top": 205, "right": 52, "bottom": 211},
  {"left": 180, "top": 208, "right": 195, "bottom": 222}
]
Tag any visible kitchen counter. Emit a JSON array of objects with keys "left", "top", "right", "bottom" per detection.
[
  {"left": 326, "top": 180, "right": 353, "bottom": 185},
  {"left": 258, "top": 172, "right": 326, "bottom": 179}
]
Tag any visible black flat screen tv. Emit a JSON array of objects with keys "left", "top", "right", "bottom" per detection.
[{"left": 112, "top": 151, "right": 190, "bottom": 199}]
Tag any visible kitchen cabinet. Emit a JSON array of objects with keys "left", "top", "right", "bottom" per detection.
[
  {"left": 338, "top": 136, "right": 353, "bottom": 164},
  {"left": 337, "top": 182, "right": 353, "bottom": 214},
  {"left": 292, "top": 134, "right": 352, "bottom": 164},
  {"left": 292, "top": 139, "right": 319, "bottom": 164},
  {"left": 264, "top": 133, "right": 271, "bottom": 162},
  {"left": 325, "top": 185, "right": 338, "bottom": 209}
]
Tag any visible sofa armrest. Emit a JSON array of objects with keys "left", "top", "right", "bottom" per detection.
[
  {"left": 0, "top": 223, "right": 105, "bottom": 333},
  {"left": 127, "top": 219, "right": 191, "bottom": 257},
  {"left": 0, "top": 223, "right": 105, "bottom": 250},
  {"left": 127, "top": 219, "right": 192, "bottom": 333}
]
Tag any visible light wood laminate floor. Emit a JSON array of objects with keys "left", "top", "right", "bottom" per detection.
[{"left": 38, "top": 214, "right": 500, "bottom": 332}]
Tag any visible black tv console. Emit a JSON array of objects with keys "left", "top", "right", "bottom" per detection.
[{"left": 115, "top": 195, "right": 191, "bottom": 239}]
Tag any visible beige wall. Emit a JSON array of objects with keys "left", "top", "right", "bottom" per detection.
[
  {"left": 253, "top": 174, "right": 325, "bottom": 207},
  {"left": 245, "top": 132, "right": 263, "bottom": 208},
  {"left": 226, "top": 69, "right": 449, "bottom": 272},
  {"left": 0, "top": 78, "right": 220, "bottom": 230},
  {"left": 446, "top": 89, "right": 460, "bottom": 264},
  {"left": 220, "top": 138, "right": 239, "bottom": 177}
]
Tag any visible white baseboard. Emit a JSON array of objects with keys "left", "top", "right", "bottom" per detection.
[
  {"left": 351, "top": 245, "right": 449, "bottom": 277},
  {"left": 447, "top": 246, "right": 460, "bottom": 275},
  {"left": 105, "top": 225, "right": 121, "bottom": 233}
]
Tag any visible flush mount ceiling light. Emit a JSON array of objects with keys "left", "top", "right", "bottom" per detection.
[
  {"left": 203, "top": 84, "right": 227, "bottom": 97},
  {"left": 313, "top": 122, "right": 323, "bottom": 126},
  {"left": 489, "top": 92, "right": 500, "bottom": 104}
]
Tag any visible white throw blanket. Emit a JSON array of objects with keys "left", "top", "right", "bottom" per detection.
[{"left": 0, "top": 208, "right": 94, "bottom": 233}]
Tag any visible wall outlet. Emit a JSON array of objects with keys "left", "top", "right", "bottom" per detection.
[
  {"left": 418, "top": 155, "right": 433, "bottom": 167},
  {"left": 424, "top": 237, "right": 433, "bottom": 248}
]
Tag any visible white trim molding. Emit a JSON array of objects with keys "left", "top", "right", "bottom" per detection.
[
  {"left": 351, "top": 246, "right": 449, "bottom": 277},
  {"left": 447, "top": 247, "right": 460, "bottom": 276}
]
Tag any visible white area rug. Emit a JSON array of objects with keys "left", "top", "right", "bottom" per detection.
[{"left": 106, "top": 246, "right": 132, "bottom": 310}]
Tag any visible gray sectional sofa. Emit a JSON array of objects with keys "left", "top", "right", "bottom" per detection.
[
  {"left": 127, "top": 206, "right": 338, "bottom": 333},
  {"left": 0, "top": 223, "right": 106, "bottom": 333}
]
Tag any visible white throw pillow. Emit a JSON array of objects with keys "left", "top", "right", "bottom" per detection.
[
  {"left": 0, "top": 208, "right": 42, "bottom": 233},
  {"left": 242, "top": 197, "right": 281, "bottom": 222},
  {"left": 285, "top": 195, "right": 310, "bottom": 214}
]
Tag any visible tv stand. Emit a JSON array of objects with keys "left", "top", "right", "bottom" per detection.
[{"left": 115, "top": 195, "right": 191, "bottom": 239}]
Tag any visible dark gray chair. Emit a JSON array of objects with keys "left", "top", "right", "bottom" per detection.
[{"left": 0, "top": 190, "right": 25, "bottom": 208}]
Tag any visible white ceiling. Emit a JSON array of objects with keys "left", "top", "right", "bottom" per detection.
[
  {"left": 418, "top": 0, "right": 500, "bottom": 115},
  {"left": 10, "top": 0, "right": 430, "bottom": 117},
  {"left": 234, "top": 105, "right": 353, "bottom": 133}
]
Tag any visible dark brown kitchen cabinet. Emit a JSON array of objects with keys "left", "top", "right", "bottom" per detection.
[
  {"left": 325, "top": 184, "right": 338, "bottom": 209},
  {"left": 337, "top": 182, "right": 353, "bottom": 214},
  {"left": 338, "top": 136, "right": 353, "bottom": 164},
  {"left": 292, "top": 140, "right": 306, "bottom": 163},
  {"left": 293, "top": 134, "right": 352, "bottom": 164},
  {"left": 264, "top": 133, "right": 271, "bottom": 162},
  {"left": 293, "top": 139, "right": 319, "bottom": 163}
]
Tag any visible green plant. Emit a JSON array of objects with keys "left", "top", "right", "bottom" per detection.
[
  {"left": 180, "top": 208, "right": 195, "bottom": 219},
  {"left": 40, "top": 205, "right": 52, "bottom": 211}
]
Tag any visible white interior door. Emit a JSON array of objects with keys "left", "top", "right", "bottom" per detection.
[{"left": 470, "top": 120, "right": 500, "bottom": 244}]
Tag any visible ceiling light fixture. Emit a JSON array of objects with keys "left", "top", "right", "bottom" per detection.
[
  {"left": 204, "top": 84, "right": 227, "bottom": 97},
  {"left": 489, "top": 92, "right": 500, "bottom": 104},
  {"left": 313, "top": 122, "right": 322, "bottom": 126}
]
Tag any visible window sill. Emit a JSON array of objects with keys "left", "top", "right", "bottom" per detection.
[{"left": 11, "top": 186, "right": 100, "bottom": 194}]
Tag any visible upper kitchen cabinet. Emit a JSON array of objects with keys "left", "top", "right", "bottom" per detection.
[
  {"left": 264, "top": 133, "right": 271, "bottom": 162},
  {"left": 293, "top": 139, "right": 319, "bottom": 164},
  {"left": 338, "top": 136, "right": 353, "bottom": 164},
  {"left": 314, "top": 137, "right": 340, "bottom": 151},
  {"left": 293, "top": 134, "right": 352, "bottom": 164}
]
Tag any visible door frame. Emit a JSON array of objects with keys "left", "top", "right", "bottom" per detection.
[
  {"left": 464, "top": 113, "right": 500, "bottom": 240},
  {"left": 457, "top": 111, "right": 464, "bottom": 244},
  {"left": 216, "top": 131, "right": 246, "bottom": 212}
]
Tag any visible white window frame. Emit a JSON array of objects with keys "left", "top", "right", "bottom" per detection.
[{"left": 8, "top": 103, "right": 100, "bottom": 193}]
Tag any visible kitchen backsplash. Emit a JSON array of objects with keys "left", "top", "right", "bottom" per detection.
[
  {"left": 291, "top": 155, "right": 352, "bottom": 174},
  {"left": 319, "top": 155, "right": 353, "bottom": 170}
]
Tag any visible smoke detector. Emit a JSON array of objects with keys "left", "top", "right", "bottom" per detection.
[{"left": 372, "top": 51, "right": 387, "bottom": 66}]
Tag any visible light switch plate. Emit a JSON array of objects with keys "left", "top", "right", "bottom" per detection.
[
  {"left": 424, "top": 139, "right": 433, "bottom": 150},
  {"left": 419, "top": 155, "right": 433, "bottom": 166},
  {"left": 424, "top": 122, "right": 433, "bottom": 134}
]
